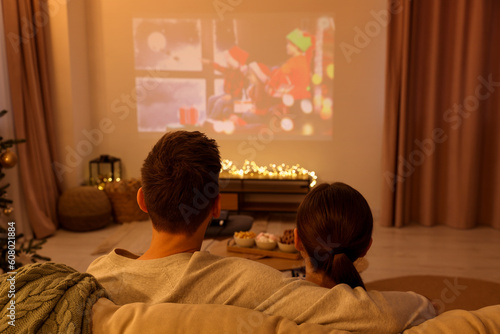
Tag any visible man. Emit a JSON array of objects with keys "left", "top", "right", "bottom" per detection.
[{"left": 87, "top": 130, "right": 435, "bottom": 333}]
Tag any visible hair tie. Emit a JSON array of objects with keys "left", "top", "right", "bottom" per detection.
[{"left": 328, "top": 247, "right": 346, "bottom": 256}]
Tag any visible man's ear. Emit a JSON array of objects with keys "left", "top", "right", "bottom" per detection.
[
  {"left": 212, "top": 194, "right": 221, "bottom": 218},
  {"left": 294, "top": 228, "right": 304, "bottom": 251},
  {"left": 137, "top": 187, "right": 148, "bottom": 213}
]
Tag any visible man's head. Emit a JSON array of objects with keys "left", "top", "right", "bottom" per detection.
[{"left": 140, "top": 131, "right": 221, "bottom": 235}]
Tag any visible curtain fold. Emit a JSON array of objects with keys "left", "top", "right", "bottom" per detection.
[
  {"left": 381, "top": 0, "right": 413, "bottom": 227},
  {"left": 2, "top": 0, "right": 61, "bottom": 238},
  {"left": 382, "top": 0, "right": 500, "bottom": 229}
]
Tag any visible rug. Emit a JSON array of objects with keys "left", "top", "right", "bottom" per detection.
[{"left": 365, "top": 275, "right": 500, "bottom": 312}]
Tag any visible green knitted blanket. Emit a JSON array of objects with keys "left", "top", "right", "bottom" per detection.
[{"left": 0, "top": 262, "right": 108, "bottom": 334}]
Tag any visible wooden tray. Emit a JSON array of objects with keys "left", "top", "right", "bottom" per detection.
[{"left": 226, "top": 239, "right": 301, "bottom": 260}]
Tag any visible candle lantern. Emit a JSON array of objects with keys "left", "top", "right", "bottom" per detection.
[{"left": 89, "top": 155, "right": 122, "bottom": 189}]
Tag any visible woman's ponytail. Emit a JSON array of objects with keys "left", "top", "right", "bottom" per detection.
[{"left": 328, "top": 253, "right": 365, "bottom": 290}]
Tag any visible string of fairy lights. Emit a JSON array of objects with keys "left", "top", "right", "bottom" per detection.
[{"left": 220, "top": 159, "right": 317, "bottom": 187}]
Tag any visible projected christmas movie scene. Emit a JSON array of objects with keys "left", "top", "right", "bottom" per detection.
[{"left": 133, "top": 15, "right": 334, "bottom": 138}]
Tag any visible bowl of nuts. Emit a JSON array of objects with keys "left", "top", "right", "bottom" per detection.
[{"left": 278, "top": 229, "right": 298, "bottom": 253}]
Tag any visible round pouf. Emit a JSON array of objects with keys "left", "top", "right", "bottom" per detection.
[{"left": 58, "top": 186, "right": 113, "bottom": 232}]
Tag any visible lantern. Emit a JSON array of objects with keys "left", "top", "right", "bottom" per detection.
[{"left": 89, "top": 155, "right": 122, "bottom": 188}]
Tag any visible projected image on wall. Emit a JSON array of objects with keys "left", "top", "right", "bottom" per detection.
[{"left": 133, "top": 15, "right": 334, "bottom": 138}]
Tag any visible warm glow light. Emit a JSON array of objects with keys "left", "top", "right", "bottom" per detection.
[
  {"left": 280, "top": 117, "right": 294, "bottom": 131},
  {"left": 213, "top": 121, "right": 224, "bottom": 133},
  {"left": 220, "top": 159, "right": 318, "bottom": 187},
  {"left": 313, "top": 95, "right": 323, "bottom": 109},
  {"left": 312, "top": 73, "right": 322, "bottom": 85},
  {"left": 323, "top": 97, "right": 333, "bottom": 108},
  {"left": 300, "top": 99, "right": 313, "bottom": 114},
  {"left": 222, "top": 120, "right": 235, "bottom": 135},
  {"left": 302, "top": 123, "right": 314, "bottom": 135},
  {"left": 282, "top": 94, "right": 294, "bottom": 107},
  {"left": 320, "top": 105, "right": 332, "bottom": 120},
  {"left": 326, "top": 63, "right": 334, "bottom": 79}
]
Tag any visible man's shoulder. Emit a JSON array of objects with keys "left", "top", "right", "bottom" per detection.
[
  {"left": 87, "top": 249, "right": 192, "bottom": 276},
  {"left": 87, "top": 249, "right": 136, "bottom": 273}
]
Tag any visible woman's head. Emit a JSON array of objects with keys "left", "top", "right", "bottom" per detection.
[{"left": 296, "top": 182, "right": 373, "bottom": 289}]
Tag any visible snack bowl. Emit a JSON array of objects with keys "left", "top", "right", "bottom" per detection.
[
  {"left": 256, "top": 240, "right": 277, "bottom": 250},
  {"left": 278, "top": 242, "right": 298, "bottom": 253},
  {"left": 233, "top": 231, "right": 256, "bottom": 248},
  {"left": 234, "top": 237, "right": 255, "bottom": 248},
  {"left": 255, "top": 232, "right": 278, "bottom": 250}
]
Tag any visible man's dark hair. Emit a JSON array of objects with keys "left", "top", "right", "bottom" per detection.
[{"left": 141, "top": 131, "right": 221, "bottom": 235}]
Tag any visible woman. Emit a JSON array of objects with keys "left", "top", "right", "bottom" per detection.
[{"left": 295, "top": 182, "right": 373, "bottom": 289}]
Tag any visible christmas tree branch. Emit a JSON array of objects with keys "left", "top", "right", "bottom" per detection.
[{"left": 1, "top": 139, "right": 26, "bottom": 150}]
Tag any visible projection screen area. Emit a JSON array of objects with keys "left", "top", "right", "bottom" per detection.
[{"left": 133, "top": 14, "right": 335, "bottom": 139}]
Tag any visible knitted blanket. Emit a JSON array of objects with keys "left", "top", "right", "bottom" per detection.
[{"left": 0, "top": 262, "right": 108, "bottom": 334}]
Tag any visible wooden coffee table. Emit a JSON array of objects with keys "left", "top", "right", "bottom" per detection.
[{"left": 209, "top": 238, "right": 305, "bottom": 272}]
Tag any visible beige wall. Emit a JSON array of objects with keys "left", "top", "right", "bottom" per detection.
[{"left": 48, "top": 0, "right": 388, "bottom": 217}]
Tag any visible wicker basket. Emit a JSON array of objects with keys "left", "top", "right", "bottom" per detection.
[
  {"left": 104, "top": 179, "right": 149, "bottom": 223},
  {"left": 58, "top": 186, "right": 113, "bottom": 231}
]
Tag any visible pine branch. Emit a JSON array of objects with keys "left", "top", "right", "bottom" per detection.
[
  {"left": 1, "top": 139, "right": 26, "bottom": 150},
  {"left": 0, "top": 198, "right": 13, "bottom": 205},
  {"left": 32, "top": 254, "right": 51, "bottom": 261}
]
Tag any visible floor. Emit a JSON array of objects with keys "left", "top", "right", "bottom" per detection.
[{"left": 40, "top": 213, "right": 500, "bottom": 284}]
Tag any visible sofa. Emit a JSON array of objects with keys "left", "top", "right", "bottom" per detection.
[
  {"left": 1, "top": 262, "right": 499, "bottom": 334},
  {"left": 92, "top": 298, "right": 500, "bottom": 334}
]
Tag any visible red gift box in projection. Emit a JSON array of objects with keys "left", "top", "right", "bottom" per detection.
[{"left": 179, "top": 106, "right": 199, "bottom": 125}]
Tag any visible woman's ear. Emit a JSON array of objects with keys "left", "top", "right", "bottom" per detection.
[
  {"left": 137, "top": 187, "right": 148, "bottom": 213},
  {"left": 294, "top": 228, "right": 304, "bottom": 251}
]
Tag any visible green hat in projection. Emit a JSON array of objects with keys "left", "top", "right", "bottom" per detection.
[{"left": 286, "top": 28, "right": 312, "bottom": 52}]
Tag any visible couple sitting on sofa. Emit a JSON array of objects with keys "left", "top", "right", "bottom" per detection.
[
  {"left": 2, "top": 130, "right": 499, "bottom": 333},
  {"left": 86, "top": 130, "right": 436, "bottom": 333}
]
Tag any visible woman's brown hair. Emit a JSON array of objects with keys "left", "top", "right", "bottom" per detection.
[{"left": 297, "top": 182, "right": 373, "bottom": 289}]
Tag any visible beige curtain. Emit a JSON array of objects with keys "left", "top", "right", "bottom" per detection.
[
  {"left": 2, "top": 0, "right": 60, "bottom": 238},
  {"left": 382, "top": 0, "right": 500, "bottom": 229}
]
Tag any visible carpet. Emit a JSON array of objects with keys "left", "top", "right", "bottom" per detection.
[{"left": 365, "top": 275, "right": 500, "bottom": 312}]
